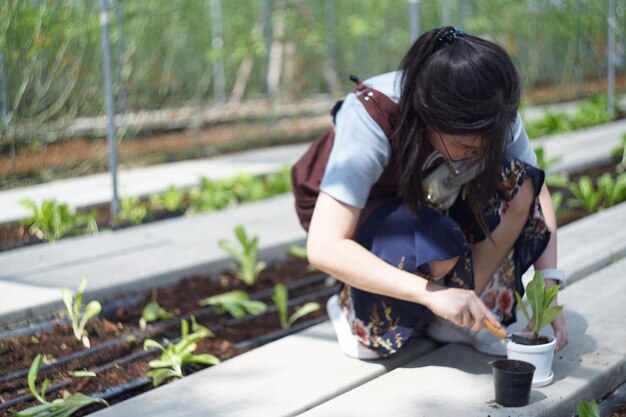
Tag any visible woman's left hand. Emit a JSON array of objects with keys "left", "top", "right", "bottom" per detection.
[{"left": 551, "top": 312, "right": 568, "bottom": 352}]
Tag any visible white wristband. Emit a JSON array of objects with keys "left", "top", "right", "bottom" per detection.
[{"left": 537, "top": 268, "right": 566, "bottom": 288}]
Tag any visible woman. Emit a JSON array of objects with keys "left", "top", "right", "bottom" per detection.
[{"left": 306, "top": 27, "right": 568, "bottom": 359}]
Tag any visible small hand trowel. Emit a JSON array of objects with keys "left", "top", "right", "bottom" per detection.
[{"left": 482, "top": 319, "right": 535, "bottom": 345}]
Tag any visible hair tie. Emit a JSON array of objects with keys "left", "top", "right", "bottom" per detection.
[{"left": 435, "top": 27, "right": 465, "bottom": 46}]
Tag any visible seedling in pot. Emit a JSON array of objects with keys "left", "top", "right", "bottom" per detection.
[
  {"left": 272, "top": 283, "right": 320, "bottom": 330},
  {"left": 61, "top": 277, "right": 101, "bottom": 348},
  {"left": 139, "top": 301, "right": 175, "bottom": 329},
  {"left": 199, "top": 290, "right": 267, "bottom": 318},
  {"left": 143, "top": 317, "right": 220, "bottom": 387},
  {"left": 514, "top": 271, "right": 563, "bottom": 341},
  {"left": 219, "top": 225, "right": 266, "bottom": 286},
  {"left": 9, "top": 354, "right": 107, "bottom": 417}
]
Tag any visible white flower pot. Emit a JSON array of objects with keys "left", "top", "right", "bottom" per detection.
[{"left": 505, "top": 332, "right": 556, "bottom": 387}]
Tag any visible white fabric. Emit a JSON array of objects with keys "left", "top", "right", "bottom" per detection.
[{"left": 320, "top": 70, "right": 538, "bottom": 209}]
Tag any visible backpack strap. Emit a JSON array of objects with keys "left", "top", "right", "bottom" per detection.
[{"left": 356, "top": 87, "right": 398, "bottom": 138}]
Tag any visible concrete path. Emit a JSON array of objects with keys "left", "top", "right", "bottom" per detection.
[{"left": 299, "top": 258, "right": 626, "bottom": 417}]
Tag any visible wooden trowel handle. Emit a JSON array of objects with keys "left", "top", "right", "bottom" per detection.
[{"left": 482, "top": 319, "right": 507, "bottom": 339}]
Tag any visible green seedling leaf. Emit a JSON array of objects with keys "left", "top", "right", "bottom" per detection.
[
  {"left": 144, "top": 318, "right": 220, "bottom": 387},
  {"left": 143, "top": 339, "right": 166, "bottom": 351},
  {"left": 518, "top": 271, "right": 563, "bottom": 337},
  {"left": 199, "top": 290, "right": 267, "bottom": 319},
  {"left": 287, "top": 302, "right": 321, "bottom": 328},
  {"left": 287, "top": 245, "right": 308, "bottom": 260},
  {"left": 27, "top": 354, "right": 46, "bottom": 404},
  {"left": 141, "top": 301, "right": 175, "bottom": 323},
  {"left": 61, "top": 277, "right": 101, "bottom": 347},
  {"left": 219, "top": 225, "right": 266, "bottom": 286},
  {"left": 188, "top": 353, "right": 220, "bottom": 366},
  {"left": 273, "top": 284, "right": 289, "bottom": 329},
  {"left": 577, "top": 399, "right": 600, "bottom": 417},
  {"left": 13, "top": 355, "right": 108, "bottom": 416}
]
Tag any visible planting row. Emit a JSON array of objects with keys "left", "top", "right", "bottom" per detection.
[
  {"left": 0, "top": 226, "right": 332, "bottom": 416},
  {"left": 3, "top": 95, "right": 624, "bottom": 251},
  {"left": 3, "top": 166, "right": 292, "bottom": 249}
]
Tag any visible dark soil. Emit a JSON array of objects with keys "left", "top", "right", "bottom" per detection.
[{"left": 0, "top": 256, "right": 332, "bottom": 416}]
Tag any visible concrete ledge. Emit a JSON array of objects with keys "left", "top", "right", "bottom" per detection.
[
  {"left": 89, "top": 322, "right": 438, "bottom": 417},
  {"left": 299, "top": 257, "right": 626, "bottom": 417},
  {"left": 526, "top": 201, "right": 626, "bottom": 287},
  {"left": 539, "top": 119, "right": 626, "bottom": 175}
]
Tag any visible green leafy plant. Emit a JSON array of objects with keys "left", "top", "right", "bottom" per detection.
[
  {"left": 143, "top": 317, "right": 220, "bottom": 387},
  {"left": 9, "top": 354, "right": 107, "bottom": 417},
  {"left": 117, "top": 196, "right": 149, "bottom": 225},
  {"left": 219, "top": 225, "right": 266, "bottom": 286},
  {"left": 264, "top": 165, "right": 292, "bottom": 195},
  {"left": 149, "top": 186, "right": 185, "bottom": 213},
  {"left": 61, "top": 277, "right": 101, "bottom": 348},
  {"left": 570, "top": 95, "right": 610, "bottom": 129},
  {"left": 534, "top": 146, "right": 562, "bottom": 172},
  {"left": 526, "top": 110, "right": 572, "bottom": 139},
  {"left": 596, "top": 172, "right": 626, "bottom": 207},
  {"left": 20, "top": 199, "right": 98, "bottom": 242},
  {"left": 577, "top": 399, "right": 600, "bottom": 417},
  {"left": 199, "top": 290, "right": 267, "bottom": 318},
  {"left": 272, "top": 283, "right": 320, "bottom": 330},
  {"left": 139, "top": 301, "right": 175, "bottom": 329},
  {"left": 566, "top": 176, "right": 603, "bottom": 214},
  {"left": 514, "top": 272, "right": 563, "bottom": 338}
]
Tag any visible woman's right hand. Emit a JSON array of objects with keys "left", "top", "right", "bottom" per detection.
[{"left": 424, "top": 283, "right": 500, "bottom": 331}]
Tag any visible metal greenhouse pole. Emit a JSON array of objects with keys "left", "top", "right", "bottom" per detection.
[
  {"left": 99, "top": 0, "right": 120, "bottom": 218},
  {"left": 408, "top": 0, "right": 421, "bottom": 43},
  {"left": 608, "top": 0, "right": 616, "bottom": 120},
  {"left": 210, "top": 0, "right": 226, "bottom": 104}
]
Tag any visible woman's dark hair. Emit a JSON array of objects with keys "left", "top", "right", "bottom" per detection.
[{"left": 395, "top": 26, "right": 521, "bottom": 234}]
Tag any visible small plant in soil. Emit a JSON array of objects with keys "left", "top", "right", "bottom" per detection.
[
  {"left": 577, "top": 399, "right": 601, "bottom": 417},
  {"left": 199, "top": 290, "right": 267, "bottom": 318},
  {"left": 219, "top": 225, "right": 266, "bottom": 286},
  {"left": 117, "top": 196, "right": 149, "bottom": 225},
  {"left": 149, "top": 185, "right": 185, "bottom": 213},
  {"left": 139, "top": 301, "right": 175, "bottom": 329},
  {"left": 61, "top": 277, "right": 101, "bottom": 348},
  {"left": 20, "top": 199, "right": 98, "bottom": 242},
  {"left": 10, "top": 354, "right": 108, "bottom": 417},
  {"left": 143, "top": 317, "right": 220, "bottom": 387},
  {"left": 272, "top": 283, "right": 320, "bottom": 329},
  {"left": 515, "top": 271, "right": 563, "bottom": 341}
]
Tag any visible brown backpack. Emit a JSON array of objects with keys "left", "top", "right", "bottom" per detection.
[{"left": 291, "top": 82, "right": 400, "bottom": 231}]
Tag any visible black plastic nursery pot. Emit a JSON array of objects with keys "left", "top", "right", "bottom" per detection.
[{"left": 491, "top": 359, "right": 536, "bottom": 407}]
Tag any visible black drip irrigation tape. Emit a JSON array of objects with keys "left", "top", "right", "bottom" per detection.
[
  {"left": 0, "top": 273, "right": 329, "bottom": 387},
  {"left": 0, "top": 277, "right": 337, "bottom": 411},
  {"left": 92, "top": 377, "right": 151, "bottom": 401},
  {"left": 0, "top": 295, "right": 145, "bottom": 340}
]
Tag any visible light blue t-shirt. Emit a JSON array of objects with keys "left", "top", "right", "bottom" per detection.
[{"left": 320, "top": 70, "right": 537, "bottom": 208}]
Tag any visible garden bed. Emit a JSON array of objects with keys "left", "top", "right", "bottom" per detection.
[{"left": 0, "top": 254, "right": 335, "bottom": 416}]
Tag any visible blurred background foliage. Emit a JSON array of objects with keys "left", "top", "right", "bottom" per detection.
[
  {"left": 1, "top": 0, "right": 623, "bottom": 122},
  {"left": 0, "top": 0, "right": 624, "bottom": 187}
]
